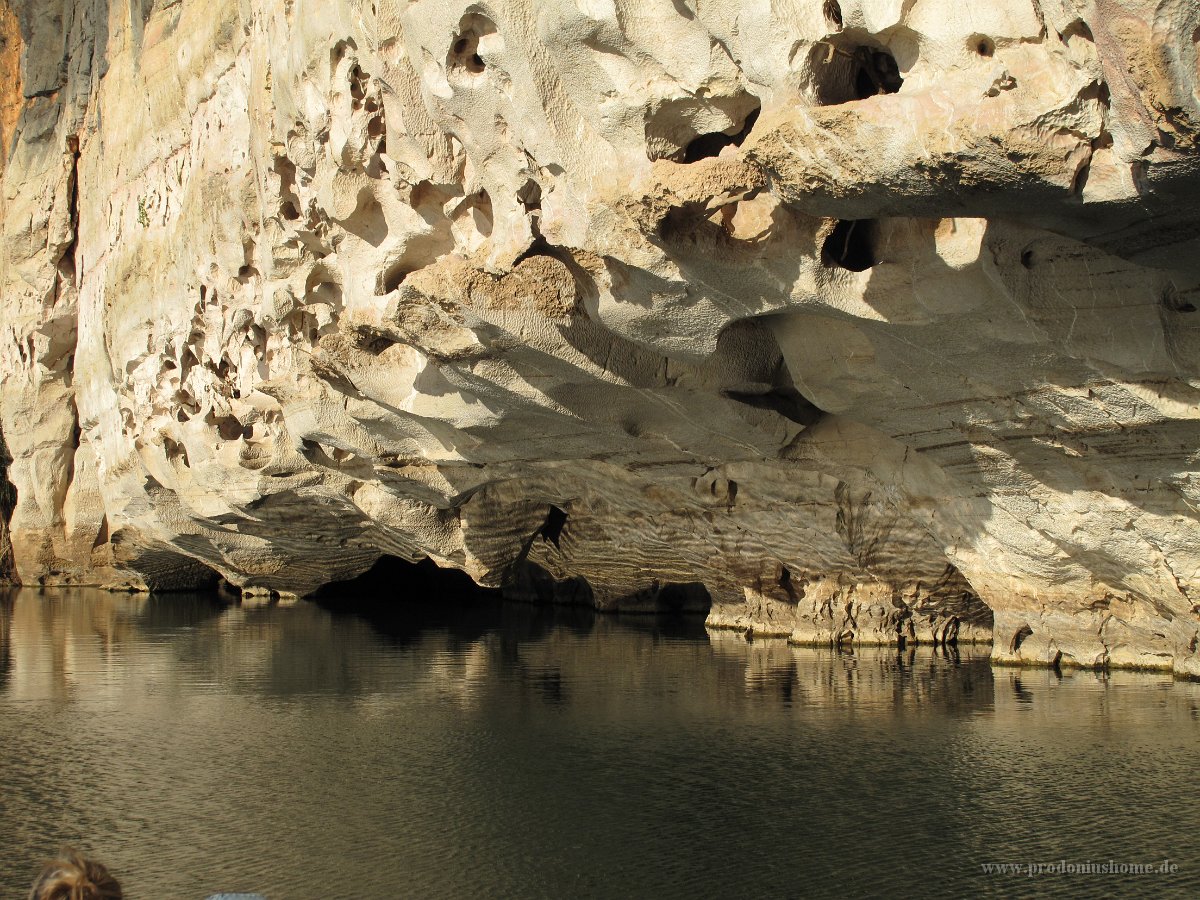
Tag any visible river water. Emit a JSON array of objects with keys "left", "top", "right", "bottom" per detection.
[{"left": 1, "top": 587, "right": 1198, "bottom": 899}]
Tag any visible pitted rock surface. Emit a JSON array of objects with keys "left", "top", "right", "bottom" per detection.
[{"left": 2, "top": 0, "right": 1199, "bottom": 674}]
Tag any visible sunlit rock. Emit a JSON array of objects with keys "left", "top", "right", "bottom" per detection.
[{"left": 1, "top": 1, "right": 1199, "bottom": 674}]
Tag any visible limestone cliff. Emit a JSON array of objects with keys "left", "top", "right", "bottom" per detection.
[{"left": 1, "top": 0, "right": 1199, "bottom": 675}]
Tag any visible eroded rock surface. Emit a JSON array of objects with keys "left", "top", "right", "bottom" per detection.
[{"left": 2, "top": 0, "right": 1199, "bottom": 674}]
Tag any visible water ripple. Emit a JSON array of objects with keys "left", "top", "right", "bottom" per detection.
[{"left": 1, "top": 589, "right": 1198, "bottom": 899}]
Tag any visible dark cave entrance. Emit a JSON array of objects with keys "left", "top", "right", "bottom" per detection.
[
  {"left": 807, "top": 39, "right": 904, "bottom": 106},
  {"left": 656, "top": 582, "right": 713, "bottom": 614},
  {"left": 822, "top": 219, "right": 879, "bottom": 271},
  {"left": 315, "top": 555, "right": 501, "bottom": 606},
  {"left": 313, "top": 555, "right": 507, "bottom": 645}
]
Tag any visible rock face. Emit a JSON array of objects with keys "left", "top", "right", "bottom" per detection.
[{"left": 1, "top": 0, "right": 1199, "bottom": 674}]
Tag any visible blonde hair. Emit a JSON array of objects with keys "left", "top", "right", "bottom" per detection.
[{"left": 29, "top": 849, "right": 122, "bottom": 900}]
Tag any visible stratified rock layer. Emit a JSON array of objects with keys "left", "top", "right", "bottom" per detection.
[{"left": 2, "top": 1, "right": 1199, "bottom": 674}]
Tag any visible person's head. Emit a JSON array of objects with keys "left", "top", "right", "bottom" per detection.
[{"left": 29, "top": 849, "right": 122, "bottom": 900}]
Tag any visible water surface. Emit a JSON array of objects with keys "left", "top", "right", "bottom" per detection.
[{"left": 1, "top": 588, "right": 1198, "bottom": 898}]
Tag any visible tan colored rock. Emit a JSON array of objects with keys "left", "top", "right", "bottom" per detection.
[{"left": 1, "top": 0, "right": 1199, "bottom": 674}]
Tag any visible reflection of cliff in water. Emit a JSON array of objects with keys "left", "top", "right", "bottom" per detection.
[
  {"left": 4, "top": 587, "right": 1200, "bottom": 725},
  {"left": 0, "top": 588, "right": 14, "bottom": 688},
  {"left": 4, "top": 587, "right": 1200, "bottom": 900},
  {"left": 2, "top": 588, "right": 230, "bottom": 702},
  {"left": 2, "top": 586, "right": 995, "bottom": 716},
  {"left": 711, "top": 632, "right": 991, "bottom": 714},
  {"left": 135, "top": 593, "right": 227, "bottom": 632}
]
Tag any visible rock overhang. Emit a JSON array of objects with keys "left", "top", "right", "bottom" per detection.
[{"left": 0, "top": 0, "right": 1197, "bottom": 676}]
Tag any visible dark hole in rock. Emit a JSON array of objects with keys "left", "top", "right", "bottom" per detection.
[
  {"left": 281, "top": 201, "right": 301, "bottom": 221},
  {"left": 367, "top": 335, "right": 397, "bottom": 353},
  {"left": 450, "top": 32, "right": 486, "bottom": 74},
  {"left": 1011, "top": 624, "right": 1033, "bottom": 653},
  {"left": 853, "top": 48, "right": 903, "bottom": 98},
  {"left": 971, "top": 35, "right": 995, "bottom": 57},
  {"left": 656, "top": 582, "right": 713, "bottom": 614},
  {"left": 822, "top": 219, "right": 878, "bottom": 271},
  {"left": 777, "top": 566, "right": 798, "bottom": 597},
  {"left": 355, "top": 327, "right": 400, "bottom": 354},
  {"left": 657, "top": 203, "right": 705, "bottom": 242},
  {"left": 1021, "top": 249, "right": 1036, "bottom": 269},
  {"left": 378, "top": 260, "right": 409, "bottom": 295},
  {"left": 517, "top": 179, "right": 542, "bottom": 212},
  {"left": 1063, "top": 20, "right": 1096, "bottom": 44},
  {"left": 315, "top": 555, "right": 501, "bottom": 617},
  {"left": 539, "top": 505, "right": 568, "bottom": 549},
  {"left": 216, "top": 416, "right": 245, "bottom": 441},
  {"left": 854, "top": 64, "right": 877, "bottom": 100},
  {"left": 812, "top": 42, "right": 904, "bottom": 104},
  {"left": 682, "top": 104, "right": 761, "bottom": 163}
]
